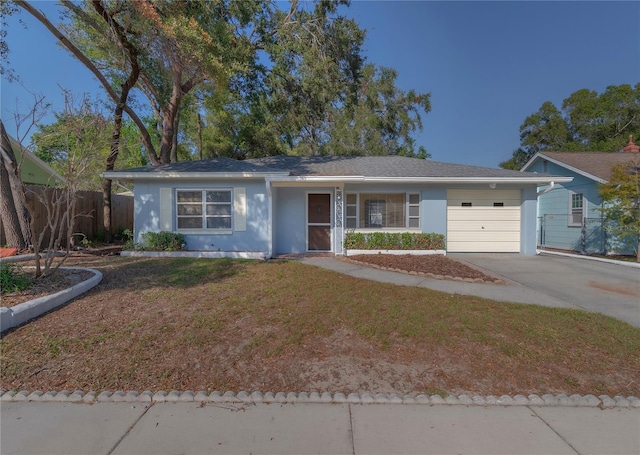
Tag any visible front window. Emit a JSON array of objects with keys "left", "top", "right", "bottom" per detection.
[
  {"left": 345, "top": 192, "right": 420, "bottom": 229},
  {"left": 569, "top": 192, "right": 584, "bottom": 226},
  {"left": 177, "top": 189, "right": 232, "bottom": 230}
]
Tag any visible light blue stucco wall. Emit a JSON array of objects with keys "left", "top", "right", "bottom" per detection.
[
  {"left": 133, "top": 179, "right": 542, "bottom": 256},
  {"left": 273, "top": 186, "right": 333, "bottom": 254},
  {"left": 343, "top": 183, "right": 448, "bottom": 237},
  {"left": 520, "top": 186, "right": 538, "bottom": 255},
  {"left": 133, "top": 179, "right": 270, "bottom": 253}
]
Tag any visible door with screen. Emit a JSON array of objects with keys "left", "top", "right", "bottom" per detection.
[{"left": 308, "top": 193, "right": 331, "bottom": 251}]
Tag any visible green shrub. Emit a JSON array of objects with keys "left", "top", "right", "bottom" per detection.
[
  {"left": 120, "top": 229, "right": 135, "bottom": 250},
  {"left": 0, "top": 263, "right": 32, "bottom": 293},
  {"left": 344, "top": 232, "right": 445, "bottom": 250},
  {"left": 138, "top": 231, "right": 186, "bottom": 251}
]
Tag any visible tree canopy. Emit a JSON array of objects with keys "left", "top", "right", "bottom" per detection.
[
  {"left": 500, "top": 84, "right": 640, "bottom": 170},
  {"left": 599, "top": 160, "right": 640, "bottom": 262},
  {"left": 6, "top": 0, "right": 431, "bottom": 165},
  {"left": 31, "top": 97, "right": 148, "bottom": 191}
]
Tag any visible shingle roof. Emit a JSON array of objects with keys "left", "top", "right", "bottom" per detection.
[
  {"left": 538, "top": 152, "right": 640, "bottom": 182},
  {"left": 113, "top": 157, "right": 285, "bottom": 174},
  {"left": 246, "top": 155, "right": 541, "bottom": 178},
  {"left": 104, "top": 154, "right": 566, "bottom": 182}
]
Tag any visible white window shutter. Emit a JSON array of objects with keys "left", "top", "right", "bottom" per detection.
[
  {"left": 234, "top": 187, "right": 247, "bottom": 231},
  {"left": 159, "top": 187, "right": 173, "bottom": 231}
]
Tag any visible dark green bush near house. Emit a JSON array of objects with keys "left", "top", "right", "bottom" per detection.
[
  {"left": 344, "top": 232, "right": 445, "bottom": 250},
  {"left": 138, "top": 231, "right": 186, "bottom": 251},
  {"left": 0, "top": 263, "right": 32, "bottom": 293}
]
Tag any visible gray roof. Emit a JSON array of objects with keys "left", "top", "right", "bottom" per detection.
[
  {"left": 104, "top": 155, "right": 567, "bottom": 181},
  {"left": 114, "top": 157, "right": 285, "bottom": 174},
  {"left": 533, "top": 151, "right": 640, "bottom": 182},
  {"left": 247, "top": 155, "right": 547, "bottom": 178}
]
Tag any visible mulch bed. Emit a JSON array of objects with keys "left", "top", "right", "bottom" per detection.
[{"left": 344, "top": 254, "right": 504, "bottom": 284}]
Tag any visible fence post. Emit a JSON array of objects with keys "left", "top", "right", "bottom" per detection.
[
  {"left": 580, "top": 218, "right": 586, "bottom": 255},
  {"left": 602, "top": 218, "right": 607, "bottom": 256}
]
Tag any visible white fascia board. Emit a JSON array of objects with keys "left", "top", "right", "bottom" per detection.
[
  {"left": 269, "top": 175, "right": 573, "bottom": 185},
  {"left": 520, "top": 153, "right": 542, "bottom": 172},
  {"left": 100, "top": 171, "right": 289, "bottom": 180},
  {"left": 542, "top": 157, "right": 607, "bottom": 183},
  {"left": 359, "top": 177, "right": 574, "bottom": 185},
  {"left": 521, "top": 153, "right": 607, "bottom": 184},
  {"left": 269, "top": 176, "right": 364, "bottom": 186}
]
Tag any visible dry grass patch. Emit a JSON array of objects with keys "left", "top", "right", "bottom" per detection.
[{"left": 1, "top": 256, "right": 639, "bottom": 396}]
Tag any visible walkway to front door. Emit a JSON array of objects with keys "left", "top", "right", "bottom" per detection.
[{"left": 308, "top": 193, "right": 331, "bottom": 251}]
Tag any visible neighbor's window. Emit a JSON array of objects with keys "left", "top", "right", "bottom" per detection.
[
  {"left": 345, "top": 193, "right": 420, "bottom": 229},
  {"left": 177, "top": 189, "right": 232, "bottom": 230},
  {"left": 569, "top": 192, "right": 584, "bottom": 226}
]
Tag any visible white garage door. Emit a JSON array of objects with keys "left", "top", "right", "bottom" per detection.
[{"left": 447, "top": 189, "right": 521, "bottom": 253}]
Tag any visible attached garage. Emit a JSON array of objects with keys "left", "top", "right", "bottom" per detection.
[{"left": 447, "top": 189, "right": 521, "bottom": 252}]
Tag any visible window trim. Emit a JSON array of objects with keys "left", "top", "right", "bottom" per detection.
[
  {"left": 568, "top": 191, "right": 584, "bottom": 227},
  {"left": 345, "top": 192, "right": 420, "bottom": 230},
  {"left": 175, "top": 188, "right": 233, "bottom": 233}
]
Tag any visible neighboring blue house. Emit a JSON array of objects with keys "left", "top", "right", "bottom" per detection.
[
  {"left": 103, "top": 155, "right": 570, "bottom": 258},
  {"left": 521, "top": 137, "right": 640, "bottom": 255}
]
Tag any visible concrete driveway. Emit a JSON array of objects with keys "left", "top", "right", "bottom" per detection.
[{"left": 450, "top": 253, "right": 640, "bottom": 328}]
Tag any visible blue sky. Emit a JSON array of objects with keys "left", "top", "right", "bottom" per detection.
[{"left": 2, "top": 1, "right": 639, "bottom": 167}]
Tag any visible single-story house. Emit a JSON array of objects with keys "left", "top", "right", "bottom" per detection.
[
  {"left": 521, "top": 137, "right": 640, "bottom": 255},
  {"left": 103, "top": 155, "right": 571, "bottom": 258}
]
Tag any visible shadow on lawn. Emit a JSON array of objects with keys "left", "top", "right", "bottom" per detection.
[{"left": 71, "top": 256, "right": 250, "bottom": 294}]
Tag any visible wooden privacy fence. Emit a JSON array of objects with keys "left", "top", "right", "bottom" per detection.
[{"left": 1, "top": 185, "right": 133, "bottom": 247}]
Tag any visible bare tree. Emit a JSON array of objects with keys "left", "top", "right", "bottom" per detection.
[{"left": 30, "top": 93, "right": 105, "bottom": 277}]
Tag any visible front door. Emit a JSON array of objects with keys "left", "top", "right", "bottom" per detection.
[{"left": 308, "top": 193, "right": 331, "bottom": 251}]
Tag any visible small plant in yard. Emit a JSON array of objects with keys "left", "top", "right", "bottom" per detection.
[
  {"left": 138, "top": 231, "right": 185, "bottom": 251},
  {"left": 0, "top": 263, "right": 32, "bottom": 293},
  {"left": 120, "top": 229, "right": 135, "bottom": 250}
]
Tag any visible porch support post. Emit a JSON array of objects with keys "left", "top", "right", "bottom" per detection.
[
  {"left": 335, "top": 186, "right": 344, "bottom": 255},
  {"left": 266, "top": 178, "right": 273, "bottom": 258}
]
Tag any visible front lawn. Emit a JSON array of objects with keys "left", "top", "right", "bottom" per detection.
[{"left": 1, "top": 256, "right": 638, "bottom": 397}]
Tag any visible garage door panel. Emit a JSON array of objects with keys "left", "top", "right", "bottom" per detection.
[
  {"left": 447, "top": 221, "right": 521, "bottom": 232},
  {"left": 447, "top": 231, "right": 520, "bottom": 242},
  {"left": 447, "top": 190, "right": 521, "bottom": 253},
  {"left": 447, "top": 241, "right": 521, "bottom": 253},
  {"left": 447, "top": 208, "right": 520, "bottom": 222},
  {"left": 447, "top": 189, "right": 521, "bottom": 206}
]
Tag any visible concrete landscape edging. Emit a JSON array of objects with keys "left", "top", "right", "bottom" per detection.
[
  {"left": 120, "top": 250, "right": 266, "bottom": 259},
  {"left": 1, "top": 390, "right": 638, "bottom": 408},
  {"left": 0, "top": 267, "right": 103, "bottom": 333},
  {"left": 537, "top": 249, "right": 640, "bottom": 268}
]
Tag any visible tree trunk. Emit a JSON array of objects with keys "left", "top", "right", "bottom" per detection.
[
  {"left": 197, "top": 112, "right": 203, "bottom": 160},
  {"left": 170, "top": 112, "right": 180, "bottom": 163},
  {"left": 0, "top": 153, "right": 26, "bottom": 250},
  {"left": 0, "top": 120, "right": 31, "bottom": 250},
  {"left": 102, "top": 178, "right": 113, "bottom": 242},
  {"left": 92, "top": 0, "right": 141, "bottom": 242}
]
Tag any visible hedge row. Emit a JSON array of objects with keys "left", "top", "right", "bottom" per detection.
[{"left": 344, "top": 232, "right": 445, "bottom": 250}]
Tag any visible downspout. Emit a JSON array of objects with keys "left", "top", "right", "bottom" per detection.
[
  {"left": 537, "top": 181, "right": 555, "bottom": 197},
  {"left": 535, "top": 182, "right": 554, "bottom": 254}
]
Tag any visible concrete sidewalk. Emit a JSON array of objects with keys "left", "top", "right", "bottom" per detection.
[{"left": 2, "top": 400, "right": 639, "bottom": 455}]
